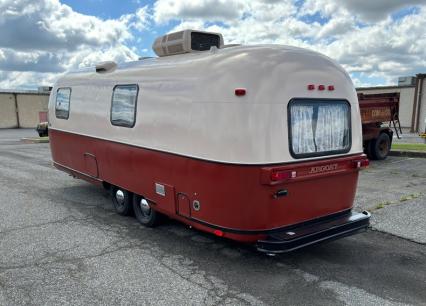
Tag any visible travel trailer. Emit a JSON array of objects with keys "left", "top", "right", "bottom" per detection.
[{"left": 49, "top": 30, "right": 370, "bottom": 253}]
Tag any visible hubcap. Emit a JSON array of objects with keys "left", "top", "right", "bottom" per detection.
[
  {"left": 140, "top": 198, "right": 151, "bottom": 215},
  {"left": 379, "top": 140, "right": 389, "bottom": 154},
  {"left": 115, "top": 190, "right": 125, "bottom": 205}
]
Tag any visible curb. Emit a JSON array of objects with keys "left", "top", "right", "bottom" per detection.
[
  {"left": 21, "top": 137, "right": 49, "bottom": 144},
  {"left": 389, "top": 150, "right": 426, "bottom": 158}
]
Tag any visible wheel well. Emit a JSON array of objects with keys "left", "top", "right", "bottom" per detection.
[
  {"left": 380, "top": 129, "right": 393, "bottom": 145},
  {"left": 102, "top": 181, "right": 112, "bottom": 191}
]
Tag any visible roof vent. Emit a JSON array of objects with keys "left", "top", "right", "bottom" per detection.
[
  {"left": 95, "top": 61, "right": 117, "bottom": 73},
  {"left": 152, "top": 29, "right": 224, "bottom": 57}
]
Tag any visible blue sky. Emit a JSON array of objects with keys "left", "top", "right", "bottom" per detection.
[{"left": 0, "top": 0, "right": 425, "bottom": 89}]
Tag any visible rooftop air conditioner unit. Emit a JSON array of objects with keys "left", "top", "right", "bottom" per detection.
[
  {"left": 152, "top": 29, "right": 224, "bottom": 57},
  {"left": 38, "top": 86, "right": 52, "bottom": 93},
  {"left": 398, "top": 76, "right": 416, "bottom": 86}
]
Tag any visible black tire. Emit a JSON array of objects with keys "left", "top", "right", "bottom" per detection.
[
  {"left": 111, "top": 186, "right": 133, "bottom": 216},
  {"left": 102, "top": 182, "right": 111, "bottom": 191},
  {"left": 133, "top": 194, "right": 160, "bottom": 227},
  {"left": 370, "top": 133, "right": 391, "bottom": 160}
]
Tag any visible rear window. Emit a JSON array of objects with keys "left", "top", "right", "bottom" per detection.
[{"left": 288, "top": 99, "right": 351, "bottom": 158}]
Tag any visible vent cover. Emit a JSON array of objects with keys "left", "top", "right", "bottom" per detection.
[
  {"left": 152, "top": 29, "right": 224, "bottom": 57},
  {"left": 95, "top": 61, "right": 117, "bottom": 73}
]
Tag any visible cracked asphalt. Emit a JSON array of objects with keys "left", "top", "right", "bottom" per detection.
[{"left": 0, "top": 129, "right": 425, "bottom": 306}]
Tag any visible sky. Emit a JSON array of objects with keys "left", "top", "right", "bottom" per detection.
[{"left": 0, "top": 0, "right": 425, "bottom": 89}]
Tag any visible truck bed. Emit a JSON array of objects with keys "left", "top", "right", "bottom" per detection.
[{"left": 358, "top": 93, "right": 400, "bottom": 124}]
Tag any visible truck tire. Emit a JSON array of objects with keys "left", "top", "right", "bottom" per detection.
[
  {"left": 370, "top": 132, "right": 391, "bottom": 160},
  {"left": 133, "top": 194, "right": 160, "bottom": 227}
]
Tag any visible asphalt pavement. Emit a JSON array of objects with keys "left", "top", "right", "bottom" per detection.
[{"left": 0, "top": 129, "right": 425, "bottom": 306}]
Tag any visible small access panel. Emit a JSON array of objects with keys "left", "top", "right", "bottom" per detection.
[{"left": 177, "top": 193, "right": 191, "bottom": 218}]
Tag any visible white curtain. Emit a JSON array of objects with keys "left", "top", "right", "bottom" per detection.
[
  {"left": 290, "top": 103, "right": 349, "bottom": 155},
  {"left": 291, "top": 105, "right": 316, "bottom": 154},
  {"left": 315, "top": 104, "right": 348, "bottom": 152}
]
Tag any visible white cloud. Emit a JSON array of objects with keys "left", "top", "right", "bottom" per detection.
[
  {"left": 0, "top": 0, "right": 133, "bottom": 51},
  {"left": 0, "top": 71, "right": 58, "bottom": 89},
  {"left": 1, "top": 0, "right": 425, "bottom": 89},
  {"left": 0, "top": 50, "right": 65, "bottom": 72},
  {"left": 0, "top": 0, "right": 149, "bottom": 89},
  {"left": 153, "top": 0, "right": 246, "bottom": 24},
  {"left": 160, "top": 0, "right": 426, "bottom": 85},
  {"left": 122, "top": 5, "right": 151, "bottom": 32},
  {"left": 301, "top": 0, "right": 425, "bottom": 22}
]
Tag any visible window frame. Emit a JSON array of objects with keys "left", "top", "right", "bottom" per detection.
[
  {"left": 55, "top": 87, "right": 72, "bottom": 120},
  {"left": 287, "top": 98, "right": 352, "bottom": 159},
  {"left": 110, "top": 84, "right": 139, "bottom": 128}
]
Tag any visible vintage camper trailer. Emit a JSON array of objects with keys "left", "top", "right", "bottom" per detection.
[{"left": 49, "top": 30, "right": 370, "bottom": 253}]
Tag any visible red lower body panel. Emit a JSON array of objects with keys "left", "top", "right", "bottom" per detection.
[{"left": 49, "top": 129, "right": 363, "bottom": 243}]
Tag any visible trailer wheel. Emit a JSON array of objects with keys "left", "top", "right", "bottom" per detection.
[
  {"left": 371, "top": 132, "right": 391, "bottom": 160},
  {"left": 133, "top": 194, "right": 160, "bottom": 227},
  {"left": 111, "top": 187, "right": 133, "bottom": 216}
]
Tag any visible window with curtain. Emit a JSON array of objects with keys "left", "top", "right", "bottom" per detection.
[
  {"left": 111, "top": 84, "right": 139, "bottom": 128},
  {"left": 289, "top": 99, "right": 351, "bottom": 158}
]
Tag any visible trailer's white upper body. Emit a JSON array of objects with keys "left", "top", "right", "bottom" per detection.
[{"left": 49, "top": 44, "right": 363, "bottom": 164}]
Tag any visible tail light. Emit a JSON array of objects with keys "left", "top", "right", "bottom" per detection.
[
  {"left": 271, "top": 170, "right": 297, "bottom": 181},
  {"left": 353, "top": 159, "right": 369, "bottom": 169}
]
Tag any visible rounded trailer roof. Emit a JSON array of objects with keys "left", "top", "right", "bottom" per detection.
[
  {"left": 59, "top": 44, "right": 354, "bottom": 103},
  {"left": 52, "top": 45, "right": 362, "bottom": 164}
]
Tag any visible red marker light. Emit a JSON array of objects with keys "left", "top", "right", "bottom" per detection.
[
  {"left": 318, "top": 85, "right": 325, "bottom": 91},
  {"left": 213, "top": 229, "right": 224, "bottom": 237},
  {"left": 328, "top": 85, "right": 335, "bottom": 91},
  {"left": 307, "top": 84, "right": 315, "bottom": 90},
  {"left": 235, "top": 88, "right": 246, "bottom": 96}
]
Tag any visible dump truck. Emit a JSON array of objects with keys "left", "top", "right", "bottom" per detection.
[{"left": 358, "top": 92, "right": 401, "bottom": 160}]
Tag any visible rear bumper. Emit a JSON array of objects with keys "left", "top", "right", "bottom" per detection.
[{"left": 256, "top": 210, "right": 370, "bottom": 253}]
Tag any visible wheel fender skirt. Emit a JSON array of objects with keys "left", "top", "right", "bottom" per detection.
[{"left": 256, "top": 211, "right": 370, "bottom": 253}]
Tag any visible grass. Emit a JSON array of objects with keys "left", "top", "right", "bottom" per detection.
[
  {"left": 392, "top": 143, "right": 426, "bottom": 152},
  {"left": 399, "top": 193, "right": 422, "bottom": 202},
  {"left": 21, "top": 136, "right": 49, "bottom": 143},
  {"left": 373, "top": 193, "right": 423, "bottom": 210},
  {"left": 374, "top": 200, "right": 393, "bottom": 210}
]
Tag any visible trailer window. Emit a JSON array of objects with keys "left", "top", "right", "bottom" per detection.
[
  {"left": 111, "top": 85, "right": 138, "bottom": 128},
  {"left": 288, "top": 99, "right": 351, "bottom": 158},
  {"left": 55, "top": 88, "right": 71, "bottom": 119}
]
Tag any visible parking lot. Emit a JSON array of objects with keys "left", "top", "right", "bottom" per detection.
[{"left": 0, "top": 129, "right": 425, "bottom": 306}]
